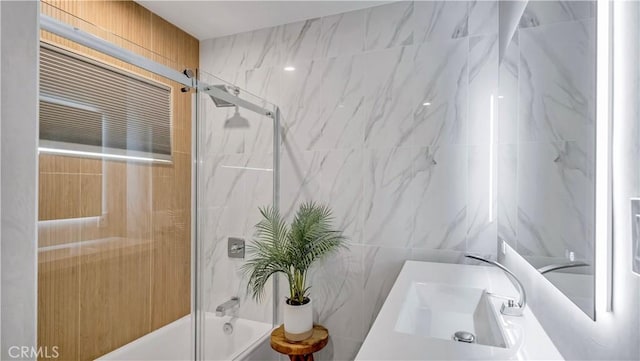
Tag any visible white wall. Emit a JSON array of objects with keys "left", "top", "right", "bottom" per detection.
[
  {"left": 0, "top": 1, "right": 39, "bottom": 360},
  {"left": 499, "top": 1, "right": 640, "bottom": 359}
]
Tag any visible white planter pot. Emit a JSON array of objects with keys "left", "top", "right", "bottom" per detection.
[{"left": 283, "top": 298, "right": 313, "bottom": 341}]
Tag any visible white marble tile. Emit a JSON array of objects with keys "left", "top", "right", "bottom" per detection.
[
  {"left": 469, "top": 0, "right": 498, "bottom": 36},
  {"left": 200, "top": 31, "right": 253, "bottom": 74},
  {"left": 519, "top": 0, "right": 595, "bottom": 29},
  {"left": 364, "top": 1, "right": 414, "bottom": 52},
  {"left": 363, "top": 46, "right": 417, "bottom": 149},
  {"left": 498, "top": 30, "right": 519, "bottom": 145},
  {"left": 518, "top": 19, "right": 596, "bottom": 143},
  {"left": 409, "top": 248, "right": 466, "bottom": 264},
  {"left": 363, "top": 147, "right": 416, "bottom": 247},
  {"left": 245, "top": 26, "right": 283, "bottom": 70},
  {"left": 199, "top": 206, "right": 245, "bottom": 312},
  {"left": 281, "top": 18, "right": 322, "bottom": 66},
  {"left": 466, "top": 145, "right": 497, "bottom": 256},
  {"left": 279, "top": 147, "right": 323, "bottom": 219},
  {"left": 412, "top": 38, "right": 468, "bottom": 147},
  {"left": 284, "top": 55, "right": 366, "bottom": 151},
  {"left": 241, "top": 66, "right": 281, "bottom": 105},
  {"left": 468, "top": 35, "right": 498, "bottom": 145},
  {"left": 318, "top": 149, "right": 364, "bottom": 242},
  {"left": 198, "top": 38, "right": 220, "bottom": 74},
  {"left": 201, "top": 153, "right": 247, "bottom": 208},
  {"left": 361, "top": 246, "right": 411, "bottom": 332},
  {"left": 201, "top": 206, "right": 273, "bottom": 323},
  {"left": 240, "top": 153, "right": 274, "bottom": 236},
  {"left": 497, "top": 144, "right": 518, "bottom": 246},
  {"left": 412, "top": 146, "right": 467, "bottom": 250},
  {"left": 316, "top": 10, "right": 365, "bottom": 59},
  {"left": 243, "top": 111, "right": 275, "bottom": 156},
  {"left": 413, "top": 1, "right": 468, "bottom": 43},
  {"left": 308, "top": 243, "right": 364, "bottom": 341},
  {"left": 517, "top": 141, "right": 592, "bottom": 259},
  {"left": 278, "top": 60, "right": 313, "bottom": 133}
]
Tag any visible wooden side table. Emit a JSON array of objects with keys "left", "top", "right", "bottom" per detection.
[{"left": 270, "top": 324, "right": 329, "bottom": 361}]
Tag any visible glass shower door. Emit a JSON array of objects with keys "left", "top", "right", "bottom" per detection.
[
  {"left": 195, "top": 70, "right": 279, "bottom": 360},
  {"left": 38, "top": 3, "right": 197, "bottom": 360}
]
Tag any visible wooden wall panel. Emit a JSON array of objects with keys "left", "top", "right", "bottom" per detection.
[
  {"left": 38, "top": 253, "right": 80, "bottom": 361},
  {"left": 37, "top": 1, "right": 198, "bottom": 360},
  {"left": 38, "top": 155, "right": 103, "bottom": 221}
]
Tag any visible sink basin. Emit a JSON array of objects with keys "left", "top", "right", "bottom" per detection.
[
  {"left": 356, "top": 262, "right": 563, "bottom": 360},
  {"left": 394, "top": 282, "right": 507, "bottom": 348}
]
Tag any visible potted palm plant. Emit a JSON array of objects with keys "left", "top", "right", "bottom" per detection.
[{"left": 242, "top": 202, "right": 347, "bottom": 341}]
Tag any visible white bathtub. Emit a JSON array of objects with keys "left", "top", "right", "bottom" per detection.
[{"left": 97, "top": 313, "right": 273, "bottom": 361}]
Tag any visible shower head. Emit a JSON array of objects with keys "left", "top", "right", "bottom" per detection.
[
  {"left": 224, "top": 106, "right": 250, "bottom": 128},
  {"left": 209, "top": 84, "right": 239, "bottom": 108},
  {"left": 206, "top": 84, "right": 250, "bottom": 128}
]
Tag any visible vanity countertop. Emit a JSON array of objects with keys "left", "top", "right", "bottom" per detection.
[{"left": 355, "top": 261, "right": 563, "bottom": 360}]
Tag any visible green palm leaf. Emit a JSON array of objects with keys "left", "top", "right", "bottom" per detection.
[{"left": 242, "top": 202, "right": 348, "bottom": 304}]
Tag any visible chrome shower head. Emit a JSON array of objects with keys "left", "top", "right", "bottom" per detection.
[
  {"left": 206, "top": 84, "right": 249, "bottom": 128},
  {"left": 224, "top": 106, "right": 250, "bottom": 128}
]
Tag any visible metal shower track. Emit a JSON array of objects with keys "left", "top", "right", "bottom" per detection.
[{"left": 40, "top": 14, "right": 275, "bottom": 118}]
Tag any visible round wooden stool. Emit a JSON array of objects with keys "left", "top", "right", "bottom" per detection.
[{"left": 270, "top": 324, "right": 329, "bottom": 361}]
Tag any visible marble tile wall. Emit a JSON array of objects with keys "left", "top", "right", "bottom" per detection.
[
  {"left": 199, "top": 2, "right": 500, "bottom": 359},
  {"left": 198, "top": 70, "right": 276, "bottom": 328},
  {"left": 498, "top": 0, "right": 596, "bottom": 265}
]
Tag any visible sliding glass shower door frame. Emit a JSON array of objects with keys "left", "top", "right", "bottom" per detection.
[
  {"left": 40, "top": 13, "right": 281, "bottom": 360},
  {"left": 193, "top": 74, "right": 281, "bottom": 361}
]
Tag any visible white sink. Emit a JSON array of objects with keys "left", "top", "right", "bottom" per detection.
[
  {"left": 355, "top": 261, "right": 563, "bottom": 360},
  {"left": 394, "top": 282, "right": 507, "bottom": 348}
]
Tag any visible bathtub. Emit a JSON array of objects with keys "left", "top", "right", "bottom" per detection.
[{"left": 97, "top": 312, "right": 273, "bottom": 361}]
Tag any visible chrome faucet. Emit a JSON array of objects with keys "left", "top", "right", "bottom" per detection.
[
  {"left": 537, "top": 261, "right": 589, "bottom": 274},
  {"left": 464, "top": 254, "right": 527, "bottom": 317},
  {"left": 215, "top": 297, "right": 239, "bottom": 317}
]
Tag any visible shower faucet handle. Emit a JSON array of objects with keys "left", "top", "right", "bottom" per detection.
[
  {"left": 228, "top": 237, "right": 245, "bottom": 259},
  {"left": 231, "top": 244, "right": 244, "bottom": 252}
]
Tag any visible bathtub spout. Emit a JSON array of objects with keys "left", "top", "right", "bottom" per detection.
[{"left": 216, "top": 297, "right": 239, "bottom": 317}]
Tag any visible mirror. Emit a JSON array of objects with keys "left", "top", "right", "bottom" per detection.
[{"left": 497, "top": 0, "right": 596, "bottom": 319}]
